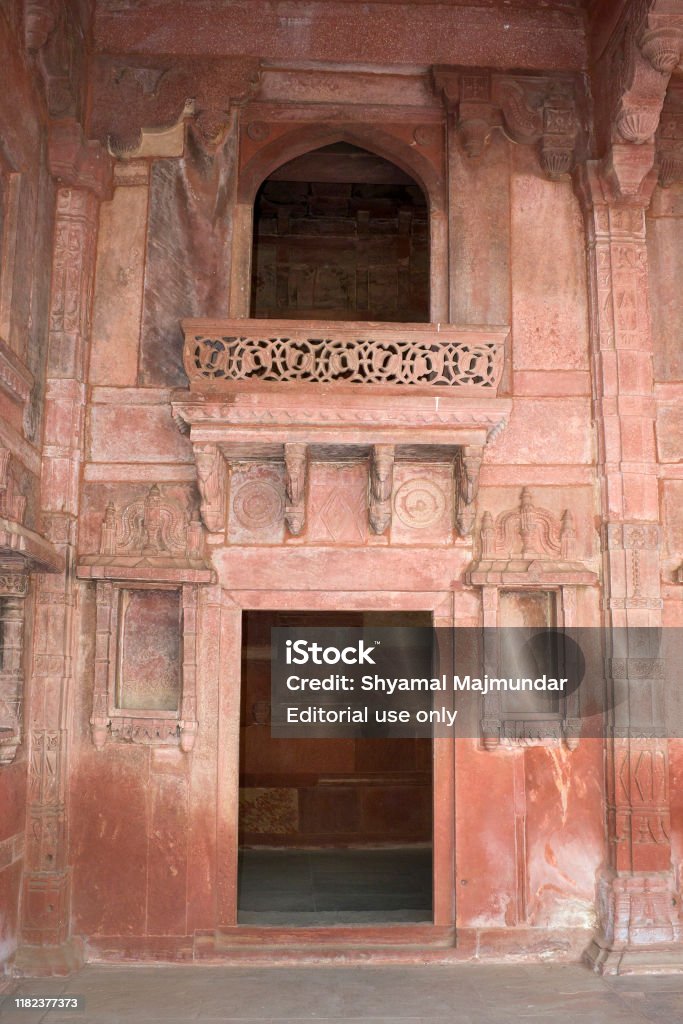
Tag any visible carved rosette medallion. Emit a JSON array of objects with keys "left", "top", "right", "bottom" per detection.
[
  {"left": 233, "top": 481, "right": 284, "bottom": 531},
  {"left": 394, "top": 479, "right": 447, "bottom": 530}
]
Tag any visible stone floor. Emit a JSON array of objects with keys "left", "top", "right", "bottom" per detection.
[
  {"left": 2, "top": 963, "right": 683, "bottom": 1024},
  {"left": 237, "top": 847, "right": 433, "bottom": 925}
]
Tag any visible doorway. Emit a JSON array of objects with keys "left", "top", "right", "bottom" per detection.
[{"left": 237, "top": 609, "right": 433, "bottom": 926}]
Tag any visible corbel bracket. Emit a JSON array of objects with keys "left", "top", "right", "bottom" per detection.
[
  {"left": 454, "top": 444, "right": 483, "bottom": 538},
  {"left": 369, "top": 445, "right": 395, "bottom": 535},
  {"left": 284, "top": 443, "right": 308, "bottom": 537}
]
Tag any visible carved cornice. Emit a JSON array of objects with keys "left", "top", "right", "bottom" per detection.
[
  {"left": 433, "top": 67, "right": 583, "bottom": 178},
  {"left": 48, "top": 119, "right": 114, "bottom": 199},
  {"left": 0, "top": 448, "right": 62, "bottom": 573}
]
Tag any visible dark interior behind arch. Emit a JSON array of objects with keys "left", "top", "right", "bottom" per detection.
[{"left": 250, "top": 142, "right": 430, "bottom": 323}]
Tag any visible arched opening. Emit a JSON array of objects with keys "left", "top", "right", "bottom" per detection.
[{"left": 249, "top": 143, "right": 430, "bottom": 322}]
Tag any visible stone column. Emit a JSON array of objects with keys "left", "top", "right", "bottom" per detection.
[
  {"left": 576, "top": 161, "right": 682, "bottom": 972},
  {"left": 15, "top": 123, "right": 111, "bottom": 976}
]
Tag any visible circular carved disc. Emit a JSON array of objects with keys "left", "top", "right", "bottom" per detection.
[
  {"left": 394, "top": 478, "right": 446, "bottom": 529},
  {"left": 233, "top": 481, "right": 284, "bottom": 530}
]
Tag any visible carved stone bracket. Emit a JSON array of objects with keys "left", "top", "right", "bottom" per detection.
[
  {"left": 194, "top": 443, "right": 229, "bottom": 537},
  {"left": 284, "top": 443, "right": 308, "bottom": 537},
  {"left": 433, "top": 67, "right": 582, "bottom": 178},
  {"left": 591, "top": 0, "right": 683, "bottom": 197},
  {"left": 454, "top": 445, "right": 483, "bottom": 538},
  {"left": 24, "top": 0, "right": 86, "bottom": 118},
  {"left": 368, "top": 445, "right": 395, "bottom": 535}
]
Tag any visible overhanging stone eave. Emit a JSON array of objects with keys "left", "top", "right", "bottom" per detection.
[
  {"left": 0, "top": 516, "right": 64, "bottom": 574},
  {"left": 171, "top": 389, "right": 512, "bottom": 450}
]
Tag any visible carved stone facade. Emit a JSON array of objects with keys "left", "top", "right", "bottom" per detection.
[{"left": 0, "top": 0, "right": 682, "bottom": 983}]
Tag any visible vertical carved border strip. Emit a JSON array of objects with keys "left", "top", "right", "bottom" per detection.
[
  {"left": 91, "top": 581, "right": 114, "bottom": 750},
  {"left": 180, "top": 585, "right": 198, "bottom": 752},
  {"left": 0, "top": 572, "right": 29, "bottom": 764}
]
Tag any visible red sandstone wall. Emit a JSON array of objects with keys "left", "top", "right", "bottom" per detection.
[
  {"left": 0, "top": 7, "right": 56, "bottom": 973},
  {"left": 62, "top": 86, "right": 611, "bottom": 950}
]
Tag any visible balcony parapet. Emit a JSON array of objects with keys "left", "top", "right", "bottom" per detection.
[{"left": 182, "top": 319, "right": 508, "bottom": 394}]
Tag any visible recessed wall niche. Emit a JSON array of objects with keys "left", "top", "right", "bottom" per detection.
[{"left": 115, "top": 587, "right": 182, "bottom": 712}]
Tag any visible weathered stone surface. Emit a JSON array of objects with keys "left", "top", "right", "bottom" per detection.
[{"left": 3, "top": 0, "right": 683, "bottom": 980}]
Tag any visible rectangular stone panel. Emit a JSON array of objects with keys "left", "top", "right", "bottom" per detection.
[
  {"left": 116, "top": 589, "right": 181, "bottom": 712},
  {"left": 511, "top": 146, "right": 589, "bottom": 372}
]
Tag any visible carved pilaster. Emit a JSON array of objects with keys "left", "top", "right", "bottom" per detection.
[
  {"left": 576, "top": 161, "right": 680, "bottom": 970},
  {"left": 368, "top": 445, "right": 394, "bottom": 535},
  {"left": 284, "top": 443, "right": 308, "bottom": 537},
  {"left": 19, "top": 125, "right": 108, "bottom": 968}
]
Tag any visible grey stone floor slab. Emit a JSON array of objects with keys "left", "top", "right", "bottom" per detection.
[
  {"left": 237, "top": 848, "right": 432, "bottom": 925},
  {"left": 3, "top": 964, "right": 682, "bottom": 1023}
]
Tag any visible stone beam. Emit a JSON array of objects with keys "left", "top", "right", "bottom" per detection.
[{"left": 92, "top": 2, "right": 586, "bottom": 69}]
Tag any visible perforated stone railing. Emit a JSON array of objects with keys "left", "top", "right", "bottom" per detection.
[{"left": 182, "top": 319, "right": 507, "bottom": 392}]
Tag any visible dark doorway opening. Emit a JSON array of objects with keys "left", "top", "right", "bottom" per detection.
[
  {"left": 238, "top": 609, "right": 433, "bottom": 926},
  {"left": 250, "top": 143, "right": 430, "bottom": 323}
]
